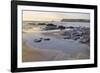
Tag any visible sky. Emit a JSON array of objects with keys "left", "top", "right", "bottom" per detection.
[{"left": 23, "top": 10, "right": 90, "bottom": 21}]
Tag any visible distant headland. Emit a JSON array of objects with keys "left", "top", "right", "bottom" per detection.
[{"left": 61, "top": 19, "right": 90, "bottom": 22}]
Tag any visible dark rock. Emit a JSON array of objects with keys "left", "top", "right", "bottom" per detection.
[
  {"left": 34, "top": 39, "right": 42, "bottom": 43},
  {"left": 44, "top": 38, "right": 50, "bottom": 41}
]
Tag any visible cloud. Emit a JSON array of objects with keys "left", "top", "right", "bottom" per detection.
[{"left": 23, "top": 11, "right": 90, "bottom": 21}]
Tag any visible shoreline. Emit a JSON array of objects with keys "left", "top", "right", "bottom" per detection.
[{"left": 22, "top": 42, "right": 90, "bottom": 62}]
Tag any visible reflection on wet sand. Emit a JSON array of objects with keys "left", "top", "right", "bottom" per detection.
[{"left": 22, "top": 41, "right": 90, "bottom": 62}]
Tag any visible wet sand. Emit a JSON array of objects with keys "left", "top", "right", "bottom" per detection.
[
  {"left": 22, "top": 41, "right": 90, "bottom": 62},
  {"left": 22, "top": 42, "right": 69, "bottom": 62}
]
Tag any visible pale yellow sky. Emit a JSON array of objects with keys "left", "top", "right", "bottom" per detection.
[{"left": 23, "top": 11, "right": 90, "bottom": 21}]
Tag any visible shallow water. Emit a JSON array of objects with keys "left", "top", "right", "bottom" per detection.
[{"left": 23, "top": 32, "right": 90, "bottom": 56}]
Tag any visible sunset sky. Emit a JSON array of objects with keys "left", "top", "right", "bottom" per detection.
[{"left": 23, "top": 11, "right": 90, "bottom": 21}]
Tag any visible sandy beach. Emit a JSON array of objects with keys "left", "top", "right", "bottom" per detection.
[
  {"left": 22, "top": 40, "right": 90, "bottom": 62},
  {"left": 22, "top": 42, "right": 69, "bottom": 62}
]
